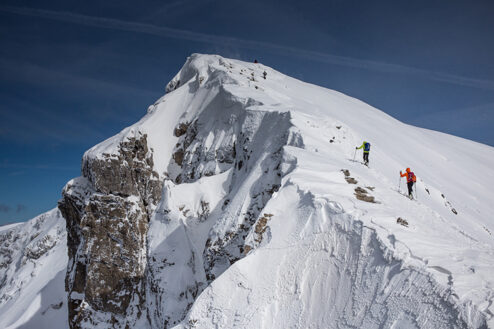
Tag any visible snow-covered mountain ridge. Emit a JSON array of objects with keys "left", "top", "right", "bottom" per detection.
[
  {"left": 1, "top": 54, "right": 493, "bottom": 328},
  {"left": 0, "top": 209, "right": 68, "bottom": 328}
]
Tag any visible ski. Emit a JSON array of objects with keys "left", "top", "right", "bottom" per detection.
[
  {"left": 348, "top": 159, "right": 370, "bottom": 167},
  {"left": 394, "top": 188, "right": 416, "bottom": 201}
]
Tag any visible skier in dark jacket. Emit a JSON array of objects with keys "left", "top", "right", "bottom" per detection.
[
  {"left": 356, "top": 141, "right": 371, "bottom": 165},
  {"left": 400, "top": 168, "right": 416, "bottom": 199}
]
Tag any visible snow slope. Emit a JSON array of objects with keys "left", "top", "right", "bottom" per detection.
[
  {"left": 151, "top": 54, "right": 493, "bottom": 328},
  {"left": 1, "top": 54, "right": 493, "bottom": 328}
]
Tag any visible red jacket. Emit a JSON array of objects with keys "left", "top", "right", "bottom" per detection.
[{"left": 400, "top": 170, "right": 416, "bottom": 183}]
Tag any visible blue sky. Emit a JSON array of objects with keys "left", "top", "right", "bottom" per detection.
[{"left": 1, "top": 0, "right": 493, "bottom": 225}]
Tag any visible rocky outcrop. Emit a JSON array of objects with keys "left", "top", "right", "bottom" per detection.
[
  {"left": 59, "top": 132, "right": 162, "bottom": 329},
  {"left": 82, "top": 134, "right": 162, "bottom": 211},
  {"left": 168, "top": 115, "right": 236, "bottom": 184}
]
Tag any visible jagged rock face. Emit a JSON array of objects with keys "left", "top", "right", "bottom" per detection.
[
  {"left": 201, "top": 110, "right": 292, "bottom": 283},
  {"left": 0, "top": 230, "right": 19, "bottom": 292},
  {"left": 168, "top": 102, "right": 239, "bottom": 184},
  {"left": 64, "top": 195, "right": 147, "bottom": 315},
  {"left": 82, "top": 134, "right": 162, "bottom": 210},
  {"left": 59, "top": 133, "right": 162, "bottom": 329},
  {"left": 145, "top": 103, "right": 302, "bottom": 328}
]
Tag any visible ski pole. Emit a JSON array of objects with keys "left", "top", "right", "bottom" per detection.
[
  {"left": 414, "top": 183, "right": 418, "bottom": 200},
  {"left": 353, "top": 149, "right": 357, "bottom": 161},
  {"left": 398, "top": 176, "right": 401, "bottom": 191}
]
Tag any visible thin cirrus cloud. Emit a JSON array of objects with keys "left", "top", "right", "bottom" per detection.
[
  {"left": 1, "top": 5, "right": 494, "bottom": 91},
  {"left": 0, "top": 88, "right": 109, "bottom": 143},
  {"left": 410, "top": 102, "right": 494, "bottom": 129},
  {"left": 0, "top": 57, "right": 157, "bottom": 143},
  {"left": 0, "top": 57, "right": 158, "bottom": 99}
]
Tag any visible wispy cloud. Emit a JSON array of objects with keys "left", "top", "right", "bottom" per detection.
[
  {"left": 148, "top": 0, "right": 215, "bottom": 19},
  {"left": 0, "top": 88, "right": 109, "bottom": 143},
  {"left": 7, "top": 171, "right": 26, "bottom": 177},
  {"left": 0, "top": 57, "right": 158, "bottom": 100},
  {"left": 2, "top": 5, "right": 494, "bottom": 91},
  {"left": 413, "top": 102, "right": 494, "bottom": 122},
  {"left": 0, "top": 58, "right": 157, "bottom": 143},
  {"left": 409, "top": 102, "right": 494, "bottom": 146}
]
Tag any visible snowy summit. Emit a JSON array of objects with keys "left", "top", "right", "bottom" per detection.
[{"left": 1, "top": 54, "right": 494, "bottom": 329}]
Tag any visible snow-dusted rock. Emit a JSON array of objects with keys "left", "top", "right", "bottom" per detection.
[{"left": 59, "top": 133, "right": 162, "bottom": 328}]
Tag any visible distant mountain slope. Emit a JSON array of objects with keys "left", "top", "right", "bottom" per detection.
[
  {"left": 1, "top": 54, "right": 493, "bottom": 328},
  {"left": 0, "top": 209, "right": 67, "bottom": 329}
]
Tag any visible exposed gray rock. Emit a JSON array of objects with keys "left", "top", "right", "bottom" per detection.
[
  {"left": 59, "top": 133, "right": 163, "bottom": 329},
  {"left": 82, "top": 134, "right": 162, "bottom": 211}
]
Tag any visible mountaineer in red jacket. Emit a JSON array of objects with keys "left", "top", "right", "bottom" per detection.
[{"left": 400, "top": 168, "right": 416, "bottom": 199}]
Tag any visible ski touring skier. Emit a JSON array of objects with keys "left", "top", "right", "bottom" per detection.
[
  {"left": 356, "top": 141, "right": 371, "bottom": 165},
  {"left": 400, "top": 168, "right": 416, "bottom": 199}
]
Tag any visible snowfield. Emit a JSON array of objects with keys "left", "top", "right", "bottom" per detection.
[{"left": 1, "top": 54, "right": 493, "bottom": 328}]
